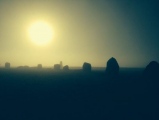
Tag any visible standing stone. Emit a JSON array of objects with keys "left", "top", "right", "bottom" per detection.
[
  {"left": 37, "top": 64, "right": 42, "bottom": 69},
  {"left": 63, "top": 65, "right": 69, "bottom": 71},
  {"left": 5, "top": 62, "right": 10, "bottom": 68},
  {"left": 105, "top": 57, "right": 119, "bottom": 78},
  {"left": 143, "top": 61, "right": 159, "bottom": 80},
  {"left": 82, "top": 62, "right": 91, "bottom": 72},
  {"left": 54, "top": 64, "right": 61, "bottom": 71},
  {"left": 60, "top": 61, "right": 63, "bottom": 69}
]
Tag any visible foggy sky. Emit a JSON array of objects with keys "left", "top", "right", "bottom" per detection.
[{"left": 0, "top": 0, "right": 159, "bottom": 67}]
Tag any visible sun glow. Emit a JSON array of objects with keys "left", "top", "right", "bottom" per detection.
[{"left": 28, "top": 21, "right": 53, "bottom": 46}]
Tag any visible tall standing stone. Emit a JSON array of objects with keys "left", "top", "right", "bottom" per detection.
[
  {"left": 60, "top": 61, "right": 63, "bottom": 69},
  {"left": 105, "top": 57, "right": 119, "bottom": 78}
]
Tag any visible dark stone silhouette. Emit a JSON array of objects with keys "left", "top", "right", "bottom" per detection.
[
  {"left": 105, "top": 57, "right": 119, "bottom": 78},
  {"left": 63, "top": 65, "right": 69, "bottom": 71},
  {"left": 82, "top": 62, "right": 91, "bottom": 72},
  {"left": 143, "top": 61, "right": 159, "bottom": 80},
  {"left": 5, "top": 62, "right": 10, "bottom": 68},
  {"left": 60, "top": 61, "right": 63, "bottom": 69},
  {"left": 37, "top": 64, "right": 42, "bottom": 69},
  {"left": 54, "top": 64, "right": 61, "bottom": 71}
]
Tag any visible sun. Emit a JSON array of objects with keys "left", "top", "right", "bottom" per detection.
[{"left": 28, "top": 21, "right": 53, "bottom": 46}]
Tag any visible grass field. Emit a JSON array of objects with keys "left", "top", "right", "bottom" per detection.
[{"left": 0, "top": 68, "right": 158, "bottom": 120}]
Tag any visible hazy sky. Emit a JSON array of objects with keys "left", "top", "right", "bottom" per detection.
[{"left": 0, "top": 0, "right": 159, "bottom": 67}]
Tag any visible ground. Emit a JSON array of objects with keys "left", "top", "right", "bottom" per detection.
[{"left": 0, "top": 68, "right": 158, "bottom": 120}]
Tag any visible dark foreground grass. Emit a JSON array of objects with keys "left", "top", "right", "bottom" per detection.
[{"left": 0, "top": 68, "right": 158, "bottom": 120}]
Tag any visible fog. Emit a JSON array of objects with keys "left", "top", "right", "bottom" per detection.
[{"left": 0, "top": 0, "right": 159, "bottom": 67}]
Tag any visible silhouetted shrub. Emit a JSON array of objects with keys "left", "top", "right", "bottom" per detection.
[
  {"left": 105, "top": 57, "right": 119, "bottom": 78},
  {"left": 5, "top": 62, "right": 10, "bottom": 68},
  {"left": 37, "top": 64, "right": 42, "bottom": 69},
  {"left": 17, "top": 66, "right": 23, "bottom": 69},
  {"left": 82, "top": 62, "right": 91, "bottom": 72},
  {"left": 143, "top": 61, "right": 159, "bottom": 80},
  {"left": 63, "top": 65, "right": 69, "bottom": 71},
  {"left": 23, "top": 66, "right": 29, "bottom": 69},
  {"left": 54, "top": 64, "right": 61, "bottom": 71}
]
